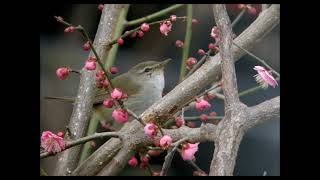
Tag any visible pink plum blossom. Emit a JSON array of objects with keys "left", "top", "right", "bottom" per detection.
[
  {"left": 195, "top": 98, "right": 211, "bottom": 111},
  {"left": 41, "top": 131, "right": 65, "bottom": 154},
  {"left": 111, "top": 88, "right": 123, "bottom": 100},
  {"left": 181, "top": 143, "right": 199, "bottom": 161},
  {"left": 160, "top": 21, "right": 172, "bottom": 36},
  {"left": 160, "top": 135, "right": 172, "bottom": 149},
  {"left": 144, "top": 123, "right": 157, "bottom": 139},
  {"left": 253, "top": 66, "right": 278, "bottom": 88},
  {"left": 128, "top": 156, "right": 138, "bottom": 167}
]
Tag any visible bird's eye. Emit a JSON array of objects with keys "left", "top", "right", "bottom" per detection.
[{"left": 144, "top": 67, "right": 152, "bottom": 73}]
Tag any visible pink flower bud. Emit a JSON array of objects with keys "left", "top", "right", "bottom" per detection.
[
  {"left": 199, "top": 114, "right": 208, "bottom": 122},
  {"left": 195, "top": 99, "right": 211, "bottom": 111},
  {"left": 140, "top": 156, "right": 149, "bottom": 164},
  {"left": 210, "top": 26, "right": 219, "bottom": 38},
  {"left": 101, "top": 79, "right": 109, "bottom": 88},
  {"left": 144, "top": 123, "right": 157, "bottom": 139},
  {"left": 83, "top": 41, "right": 90, "bottom": 51},
  {"left": 140, "top": 23, "right": 150, "bottom": 32},
  {"left": 57, "top": 131, "right": 64, "bottom": 137},
  {"left": 187, "top": 121, "right": 195, "bottom": 128},
  {"left": 208, "top": 43, "right": 217, "bottom": 51},
  {"left": 175, "top": 40, "right": 184, "bottom": 48},
  {"left": 64, "top": 26, "right": 75, "bottom": 33},
  {"left": 112, "top": 108, "right": 128, "bottom": 124},
  {"left": 175, "top": 117, "right": 185, "bottom": 127},
  {"left": 192, "top": 18, "right": 198, "bottom": 24},
  {"left": 137, "top": 30, "right": 144, "bottom": 38},
  {"left": 117, "top": 38, "right": 124, "bottom": 45},
  {"left": 128, "top": 156, "right": 138, "bottom": 167},
  {"left": 247, "top": 5, "right": 257, "bottom": 15},
  {"left": 253, "top": 66, "right": 278, "bottom": 88},
  {"left": 186, "top": 57, "right": 197, "bottom": 70},
  {"left": 237, "top": 4, "right": 246, "bottom": 10},
  {"left": 98, "top": 4, "right": 104, "bottom": 12},
  {"left": 41, "top": 131, "right": 65, "bottom": 154},
  {"left": 111, "top": 88, "right": 123, "bottom": 100},
  {"left": 160, "top": 21, "right": 172, "bottom": 36},
  {"left": 209, "top": 111, "right": 217, "bottom": 117},
  {"left": 95, "top": 70, "right": 105, "bottom": 81},
  {"left": 170, "top": 15, "right": 177, "bottom": 21},
  {"left": 56, "top": 67, "right": 70, "bottom": 80},
  {"left": 148, "top": 149, "right": 162, "bottom": 157},
  {"left": 84, "top": 58, "right": 96, "bottom": 71},
  {"left": 131, "top": 31, "right": 137, "bottom": 38},
  {"left": 109, "top": 67, "right": 118, "bottom": 74},
  {"left": 181, "top": 143, "right": 199, "bottom": 161},
  {"left": 197, "top": 49, "right": 206, "bottom": 56},
  {"left": 160, "top": 135, "right": 172, "bottom": 149},
  {"left": 103, "top": 98, "right": 114, "bottom": 108}
]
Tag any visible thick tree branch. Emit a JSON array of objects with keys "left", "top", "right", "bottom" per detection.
[
  {"left": 54, "top": 4, "right": 127, "bottom": 176},
  {"left": 212, "top": 4, "right": 239, "bottom": 106},
  {"left": 74, "top": 5, "right": 280, "bottom": 176},
  {"left": 247, "top": 96, "right": 280, "bottom": 129}
]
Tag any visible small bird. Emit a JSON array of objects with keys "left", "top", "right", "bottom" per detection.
[{"left": 46, "top": 59, "right": 171, "bottom": 130}]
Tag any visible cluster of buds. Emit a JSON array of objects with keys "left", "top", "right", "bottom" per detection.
[
  {"left": 199, "top": 111, "right": 217, "bottom": 122},
  {"left": 95, "top": 70, "right": 109, "bottom": 89}
]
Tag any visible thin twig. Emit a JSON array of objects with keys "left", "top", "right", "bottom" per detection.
[
  {"left": 179, "top": 5, "right": 193, "bottom": 81},
  {"left": 231, "top": 8, "right": 246, "bottom": 27},
  {"left": 125, "top": 4, "right": 186, "bottom": 27},
  {"left": 184, "top": 116, "right": 224, "bottom": 121},
  {"left": 233, "top": 42, "right": 280, "bottom": 77},
  {"left": 239, "top": 77, "right": 280, "bottom": 97},
  {"left": 108, "top": 16, "right": 187, "bottom": 47},
  {"left": 40, "top": 132, "right": 119, "bottom": 159},
  {"left": 160, "top": 138, "right": 188, "bottom": 176}
]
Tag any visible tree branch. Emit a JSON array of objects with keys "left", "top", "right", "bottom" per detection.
[
  {"left": 213, "top": 4, "right": 239, "bottom": 106},
  {"left": 53, "top": 4, "right": 127, "bottom": 176},
  {"left": 246, "top": 96, "right": 280, "bottom": 129},
  {"left": 125, "top": 4, "right": 185, "bottom": 27}
]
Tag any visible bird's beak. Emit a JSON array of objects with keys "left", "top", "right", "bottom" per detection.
[{"left": 158, "top": 58, "right": 172, "bottom": 68}]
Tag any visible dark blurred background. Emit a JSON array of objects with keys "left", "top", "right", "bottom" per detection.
[{"left": 40, "top": 4, "right": 279, "bottom": 176}]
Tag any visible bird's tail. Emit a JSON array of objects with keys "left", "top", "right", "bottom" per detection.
[{"left": 44, "top": 96, "right": 75, "bottom": 103}]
